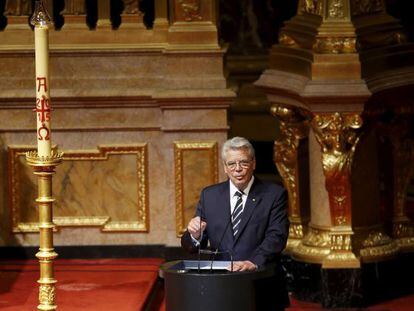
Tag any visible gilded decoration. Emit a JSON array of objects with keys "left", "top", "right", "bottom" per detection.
[
  {"left": 5, "top": 0, "right": 31, "bottom": 15},
  {"left": 39, "top": 284, "right": 56, "bottom": 306},
  {"left": 393, "top": 221, "right": 414, "bottom": 239},
  {"left": 271, "top": 105, "right": 310, "bottom": 249},
  {"left": 287, "top": 223, "right": 305, "bottom": 249},
  {"left": 353, "top": 227, "right": 399, "bottom": 262},
  {"left": 174, "top": 141, "right": 218, "bottom": 236},
  {"left": 279, "top": 33, "right": 299, "bottom": 48},
  {"left": 178, "top": 0, "right": 202, "bottom": 21},
  {"left": 9, "top": 145, "right": 149, "bottom": 233},
  {"left": 311, "top": 113, "right": 362, "bottom": 227},
  {"left": 351, "top": 0, "right": 383, "bottom": 16},
  {"left": 328, "top": 0, "right": 345, "bottom": 19},
  {"left": 292, "top": 226, "right": 331, "bottom": 263},
  {"left": 289, "top": 222, "right": 305, "bottom": 240},
  {"left": 26, "top": 148, "right": 61, "bottom": 311},
  {"left": 301, "top": 0, "right": 323, "bottom": 15},
  {"left": 322, "top": 228, "right": 360, "bottom": 268},
  {"left": 313, "top": 37, "right": 356, "bottom": 54},
  {"left": 61, "top": 0, "right": 85, "bottom": 15},
  {"left": 330, "top": 232, "right": 352, "bottom": 251}
]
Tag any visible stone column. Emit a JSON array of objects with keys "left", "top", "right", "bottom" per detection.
[{"left": 256, "top": 0, "right": 409, "bottom": 307}]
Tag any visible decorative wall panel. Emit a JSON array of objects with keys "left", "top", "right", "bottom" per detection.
[
  {"left": 174, "top": 141, "right": 218, "bottom": 236},
  {"left": 8, "top": 144, "right": 148, "bottom": 233}
]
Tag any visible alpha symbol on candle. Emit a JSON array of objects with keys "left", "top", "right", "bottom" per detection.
[{"left": 37, "top": 77, "right": 48, "bottom": 92}]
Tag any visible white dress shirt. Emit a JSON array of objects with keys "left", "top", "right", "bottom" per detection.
[{"left": 229, "top": 176, "right": 254, "bottom": 215}]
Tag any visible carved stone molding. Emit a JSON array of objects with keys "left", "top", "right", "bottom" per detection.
[
  {"left": 313, "top": 37, "right": 357, "bottom": 54},
  {"left": 293, "top": 225, "right": 360, "bottom": 267},
  {"left": 300, "top": 0, "right": 323, "bottom": 16},
  {"left": 8, "top": 145, "right": 149, "bottom": 233},
  {"left": 271, "top": 104, "right": 311, "bottom": 251},
  {"left": 322, "top": 227, "right": 360, "bottom": 268},
  {"left": 177, "top": 0, "right": 202, "bottom": 22},
  {"left": 174, "top": 141, "right": 218, "bottom": 236},
  {"left": 4, "top": 0, "right": 32, "bottom": 16},
  {"left": 327, "top": 0, "right": 346, "bottom": 19},
  {"left": 311, "top": 112, "right": 362, "bottom": 227}
]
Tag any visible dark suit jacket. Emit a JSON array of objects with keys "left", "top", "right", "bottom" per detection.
[{"left": 181, "top": 177, "right": 289, "bottom": 268}]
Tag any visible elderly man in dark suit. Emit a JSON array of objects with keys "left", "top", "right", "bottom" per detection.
[{"left": 181, "top": 136, "right": 289, "bottom": 272}]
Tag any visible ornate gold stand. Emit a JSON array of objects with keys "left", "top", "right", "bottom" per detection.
[
  {"left": 26, "top": 150, "right": 63, "bottom": 311},
  {"left": 271, "top": 104, "right": 310, "bottom": 252}
]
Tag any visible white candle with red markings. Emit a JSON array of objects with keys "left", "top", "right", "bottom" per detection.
[{"left": 32, "top": 2, "right": 52, "bottom": 157}]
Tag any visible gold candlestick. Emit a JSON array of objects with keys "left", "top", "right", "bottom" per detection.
[
  {"left": 26, "top": 151, "right": 62, "bottom": 311},
  {"left": 28, "top": 2, "right": 63, "bottom": 311}
]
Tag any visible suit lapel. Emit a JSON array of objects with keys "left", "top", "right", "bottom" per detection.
[{"left": 233, "top": 179, "right": 263, "bottom": 245}]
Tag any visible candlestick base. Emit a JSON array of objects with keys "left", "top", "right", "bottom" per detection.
[{"left": 26, "top": 150, "right": 63, "bottom": 311}]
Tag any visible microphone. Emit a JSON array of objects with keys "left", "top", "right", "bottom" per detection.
[
  {"left": 197, "top": 209, "right": 205, "bottom": 273},
  {"left": 209, "top": 200, "right": 240, "bottom": 272}
]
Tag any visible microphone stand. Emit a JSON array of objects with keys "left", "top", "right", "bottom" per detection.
[
  {"left": 197, "top": 216, "right": 203, "bottom": 273},
  {"left": 209, "top": 206, "right": 238, "bottom": 273}
]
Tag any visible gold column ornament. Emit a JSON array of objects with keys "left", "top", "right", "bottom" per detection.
[
  {"left": 311, "top": 112, "right": 362, "bottom": 268},
  {"left": 271, "top": 104, "right": 311, "bottom": 251},
  {"left": 28, "top": 2, "right": 63, "bottom": 310}
]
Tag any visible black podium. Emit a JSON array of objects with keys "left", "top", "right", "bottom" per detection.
[{"left": 160, "top": 260, "right": 284, "bottom": 311}]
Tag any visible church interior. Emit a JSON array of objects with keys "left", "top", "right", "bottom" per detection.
[{"left": 1, "top": 0, "right": 414, "bottom": 310}]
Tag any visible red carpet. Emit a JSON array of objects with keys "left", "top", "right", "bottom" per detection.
[
  {"left": 2, "top": 258, "right": 414, "bottom": 311},
  {"left": 0, "top": 258, "right": 164, "bottom": 311}
]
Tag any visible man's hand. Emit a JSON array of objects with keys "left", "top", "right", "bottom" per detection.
[
  {"left": 227, "top": 260, "right": 257, "bottom": 272},
  {"left": 187, "top": 216, "right": 207, "bottom": 240}
]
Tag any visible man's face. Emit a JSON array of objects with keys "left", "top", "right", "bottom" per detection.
[{"left": 223, "top": 148, "right": 256, "bottom": 191}]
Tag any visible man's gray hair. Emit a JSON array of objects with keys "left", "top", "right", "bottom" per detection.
[{"left": 221, "top": 137, "right": 255, "bottom": 161}]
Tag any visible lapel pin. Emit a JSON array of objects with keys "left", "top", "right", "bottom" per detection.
[{"left": 252, "top": 198, "right": 256, "bottom": 202}]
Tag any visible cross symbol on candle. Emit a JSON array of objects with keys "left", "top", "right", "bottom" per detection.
[{"left": 34, "top": 95, "right": 51, "bottom": 123}]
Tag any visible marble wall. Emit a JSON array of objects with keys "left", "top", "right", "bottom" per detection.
[{"left": 0, "top": 0, "right": 233, "bottom": 248}]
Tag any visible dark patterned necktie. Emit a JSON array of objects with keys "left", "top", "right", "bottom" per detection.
[{"left": 232, "top": 191, "right": 244, "bottom": 236}]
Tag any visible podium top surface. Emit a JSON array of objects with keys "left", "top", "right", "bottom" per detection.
[{"left": 159, "top": 260, "right": 274, "bottom": 279}]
